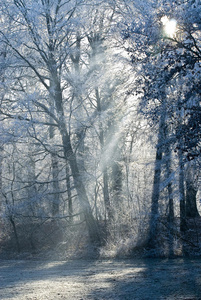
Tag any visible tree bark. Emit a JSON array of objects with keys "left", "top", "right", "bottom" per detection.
[
  {"left": 163, "top": 122, "right": 175, "bottom": 257},
  {"left": 178, "top": 149, "right": 187, "bottom": 233},
  {"left": 62, "top": 131, "right": 101, "bottom": 244},
  {"left": 147, "top": 110, "right": 165, "bottom": 251},
  {"left": 49, "top": 100, "right": 60, "bottom": 216},
  {"left": 27, "top": 145, "right": 37, "bottom": 216},
  {"left": 112, "top": 161, "right": 122, "bottom": 207},
  {"left": 10, "top": 216, "right": 20, "bottom": 253},
  {"left": 51, "top": 153, "right": 60, "bottom": 216},
  {"left": 185, "top": 161, "right": 199, "bottom": 218},
  {"left": 65, "top": 163, "right": 73, "bottom": 223},
  {"left": 147, "top": 144, "right": 162, "bottom": 250},
  {"left": 165, "top": 151, "right": 174, "bottom": 257},
  {"left": 52, "top": 78, "right": 101, "bottom": 244}
]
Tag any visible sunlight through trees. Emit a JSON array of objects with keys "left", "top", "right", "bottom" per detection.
[{"left": 0, "top": 0, "right": 201, "bottom": 258}]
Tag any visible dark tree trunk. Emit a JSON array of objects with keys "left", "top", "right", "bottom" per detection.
[
  {"left": 112, "top": 159, "right": 123, "bottom": 225},
  {"left": 147, "top": 144, "right": 162, "bottom": 250},
  {"left": 49, "top": 104, "right": 60, "bottom": 217},
  {"left": 147, "top": 108, "right": 165, "bottom": 251},
  {"left": 61, "top": 125, "right": 101, "bottom": 244},
  {"left": 178, "top": 149, "right": 187, "bottom": 233},
  {"left": 27, "top": 145, "right": 38, "bottom": 216},
  {"left": 112, "top": 161, "right": 122, "bottom": 207},
  {"left": 51, "top": 153, "right": 60, "bottom": 216},
  {"left": 166, "top": 154, "right": 174, "bottom": 257},
  {"left": 63, "top": 137, "right": 101, "bottom": 244},
  {"left": 164, "top": 125, "right": 175, "bottom": 257},
  {"left": 186, "top": 182, "right": 199, "bottom": 218},
  {"left": 65, "top": 163, "right": 73, "bottom": 223},
  {"left": 103, "top": 169, "right": 112, "bottom": 220},
  {"left": 185, "top": 162, "right": 199, "bottom": 218},
  {"left": 10, "top": 217, "right": 20, "bottom": 253}
]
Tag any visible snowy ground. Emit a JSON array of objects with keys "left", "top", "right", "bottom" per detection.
[{"left": 0, "top": 258, "right": 201, "bottom": 299}]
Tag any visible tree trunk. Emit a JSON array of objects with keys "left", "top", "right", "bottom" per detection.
[
  {"left": 76, "top": 130, "right": 87, "bottom": 223},
  {"left": 51, "top": 153, "right": 60, "bottom": 216},
  {"left": 147, "top": 143, "right": 162, "bottom": 250},
  {"left": 112, "top": 158, "right": 123, "bottom": 223},
  {"left": 63, "top": 134, "right": 101, "bottom": 244},
  {"left": 164, "top": 123, "right": 174, "bottom": 257},
  {"left": 185, "top": 161, "right": 199, "bottom": 218},
  {"left": 49, "top": 104, "right": 60, "bottom": 216},
  {"left": 52, "top": 78, "right": 101, "bottom": 244},
  {"left": 103, "top": 169, "right": 112, "bottom": 220},
  {"left": 65, "top": 163, "right": 73, "bottom": 223},
  {"left": 112, "top": 161, "right": 122, "bottom": 207},
  {"left": 147, "top": 110, "right": 165, "bottom": 251},
  {"left": 178, "top": 149, "right": 187, "bottom": 233},
  {"left": 186, "top": 180, "right": 199, "bottom": 218},
  {"left": 165, "top": 151, "right": 174, "bottom": 257},
  {"left": 10, "top": 216, "right": 20, "bottom": 253},
  {"left": 27, "top": 145, "right": 37, "bottom": 217}
]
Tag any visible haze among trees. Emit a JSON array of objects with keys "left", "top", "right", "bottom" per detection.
[{"left": 0, "top": 0, "right": 201, "bottom": 258}]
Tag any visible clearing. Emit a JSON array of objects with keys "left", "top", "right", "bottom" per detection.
[{"left": 0, "top": 258, "right": 201, "bottom": 299}]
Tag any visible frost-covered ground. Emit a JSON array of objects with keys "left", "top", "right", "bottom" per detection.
[{"left": 0, "top": 258, "right": 201, "bottom": 299}]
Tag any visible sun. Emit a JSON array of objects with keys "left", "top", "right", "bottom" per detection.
[{"left": 161, "top": 16, "right": 177, "bottom": 38}]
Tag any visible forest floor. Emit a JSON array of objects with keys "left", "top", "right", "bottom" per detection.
[{"left": 0, "top": 258, "right": 201, "bottom": 299}]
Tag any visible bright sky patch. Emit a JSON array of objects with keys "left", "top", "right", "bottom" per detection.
[{"left": 161, "top": 16, "right": 177, "bottom": 37}]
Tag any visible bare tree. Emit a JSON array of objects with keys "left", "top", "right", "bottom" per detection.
[{"left": 0, "top": 0, "right": 101, "bottom": 244}]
